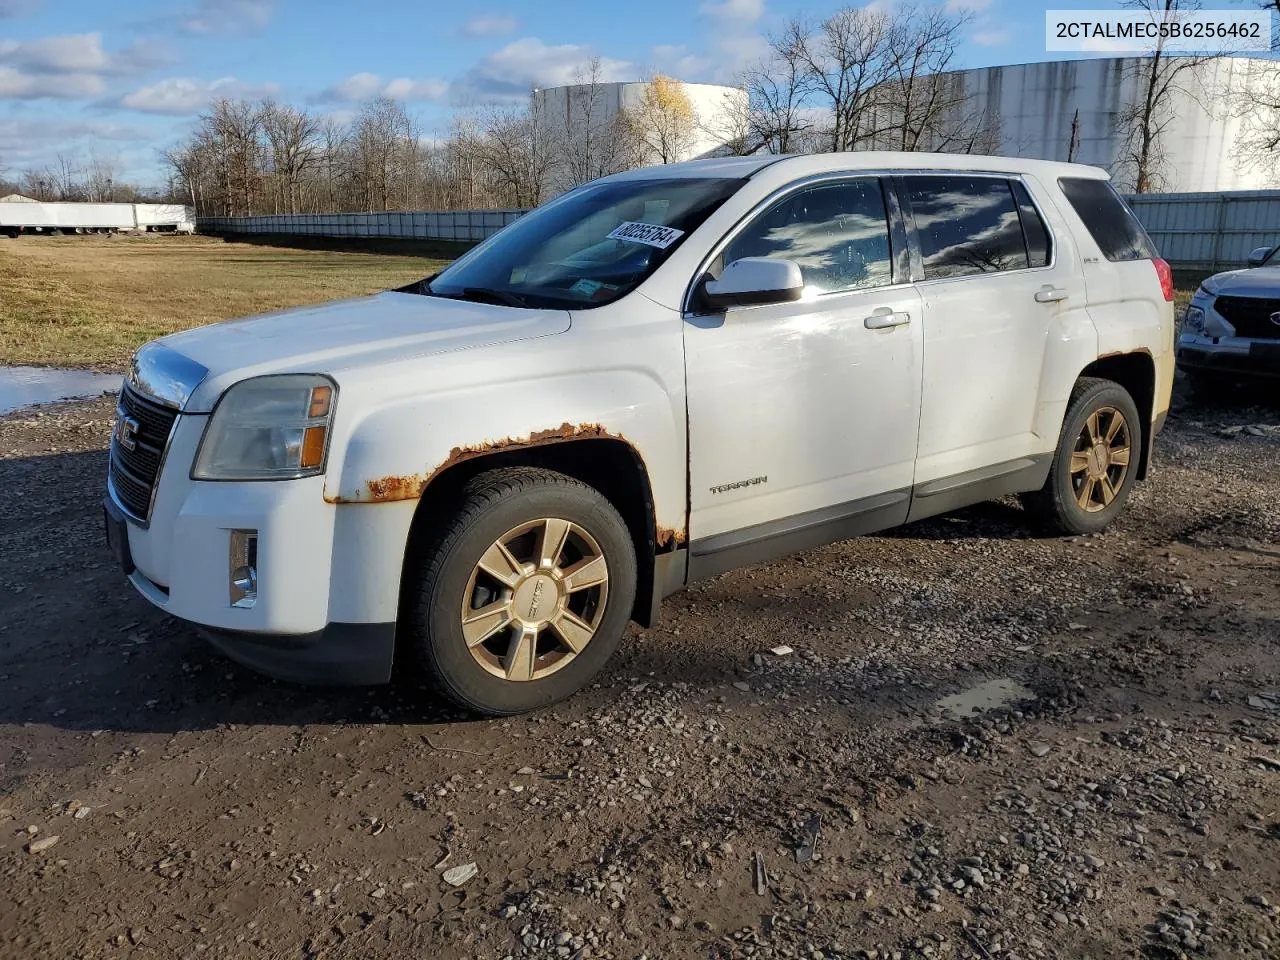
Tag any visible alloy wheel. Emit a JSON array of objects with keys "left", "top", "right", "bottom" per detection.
[
  {"left": 1069, "top": 405, "right": 1132, "bottom": 513},
  {"left": 460, "top": 517, "right": 610, "bottom": 681}
]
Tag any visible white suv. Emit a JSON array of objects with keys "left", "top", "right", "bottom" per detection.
[{"left": 104, "top": 153, "right": 1175, "bottom": 714}]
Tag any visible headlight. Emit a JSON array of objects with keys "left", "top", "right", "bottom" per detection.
[
  {"left": 1183, "top": 305, "right": 1205, "bottom": 334},
  {"left": 193, "top": 374, "right": 336, "bottom": 480}
]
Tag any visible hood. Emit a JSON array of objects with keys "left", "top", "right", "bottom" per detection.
[
  {"left": 1202, "top": 266, "right": 1280, "bottom": 299},
  {"left": 159, "top": 292, "right": 570, "bottom": 412}
]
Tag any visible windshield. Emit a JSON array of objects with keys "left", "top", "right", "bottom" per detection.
[{"left": 427, "top": 177, "right": 745, "bottom": 309}]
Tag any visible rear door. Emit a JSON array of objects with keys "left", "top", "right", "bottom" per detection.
[{"left": 898, "top": 173, "right": 1089, "bottom": 517}]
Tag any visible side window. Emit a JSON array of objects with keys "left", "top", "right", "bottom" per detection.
[
  {"left": 902, "top": 176, "right": 1029, "bottom": 279},
  {"left": 1011, "top": 181, "right": 1051, "bottom": 268},
  {"left": 722, "top": 179, "right": 893, "bottom": 294},
  {"left": 1057, "top": 176, "right": 1157, "bottom": 262}
]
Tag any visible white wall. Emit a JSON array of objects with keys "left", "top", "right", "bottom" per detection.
[{"left": 938, "top": 57, "right": 1280, "bottom": 192}]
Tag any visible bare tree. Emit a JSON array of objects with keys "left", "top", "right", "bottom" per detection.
[
  {"left": 261, "top": 100, "right": 321, "bottom": 214},
  {"left": 699, "top": 85, "right": 754, "bottom": 156},
  {"left": 349, "top": 97, "right": 413, "bottom": 211},
  {"left": 1226, "top": 1, "right": 1280, "bottom": 183},
  {"left": 84, "top": 148, "right": 117, "bottom": 202},
  {"left": 1114, "top": 0, "right": 1218, "bottom": 193},
  {"left": 783, "top": 8, "right": 895, "bottom": 152},
  {"left": 742, "top": 45, "right": 813, "bottom": 154},
  {"left": 879, "top": 4, "right": 975, "bottom": 151},
  {"left": 475, "top": 93, "right": 555, "bottom": 208},
  {"left": 548, "top": 58, "right": 633, "bottom": 190},
  {"left": 621, "top": 75, "right": 697, "bottom": 164}
]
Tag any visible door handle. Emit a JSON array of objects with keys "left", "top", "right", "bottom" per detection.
[
  {"left": 1034, "top": 285, "right": 1069, "bottom": 303},
  {"left": 864, "top": 309, "right": 911, "bottom": 329}
]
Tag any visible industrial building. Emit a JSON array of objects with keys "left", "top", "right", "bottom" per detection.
[
  {"left": 918, "top": 56, "right": 1280, "bottom": 193},
  {"left": 532, "top": 80, "right": 746, "bottom": 178}
]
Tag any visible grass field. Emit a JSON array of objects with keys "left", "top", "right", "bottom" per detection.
[
  {"left": 0, "top": 235, "right": 446, "bottom": 368},
  {"left": 1, "top": 233, "right": 1202, "bottom": 369}
]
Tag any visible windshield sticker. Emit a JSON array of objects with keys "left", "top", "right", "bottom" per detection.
[
  {"left": 570, "top": 278, "right": 603, "bottom": 297},
  {"left": 607, "top": 221, "right": 685, "bottom": 249}
]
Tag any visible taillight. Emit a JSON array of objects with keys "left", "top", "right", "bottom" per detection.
[{"left": 1153, "top": 257, "right": 1175, "bottom": 302}]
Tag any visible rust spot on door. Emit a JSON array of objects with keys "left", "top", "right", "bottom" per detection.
[{"left": 655, "top": 524, "right": 687, "bottom": 550}]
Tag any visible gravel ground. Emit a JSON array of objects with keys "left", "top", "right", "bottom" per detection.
[{"left": 1, "top": 385, "right": 1278, "bottom": 960}]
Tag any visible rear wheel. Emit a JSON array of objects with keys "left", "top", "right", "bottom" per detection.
[
  {"left": 403, "top": 467, "right": 636, "bottom": 715},
  {"left": 1021, "top": 377, "right": 1142, "bottom": 536}
]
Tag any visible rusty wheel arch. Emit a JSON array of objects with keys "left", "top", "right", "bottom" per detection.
[
  {"left": 1077, "top": 350, "right": 1157, "bottom": 481},
  {"left": 388, "top": 424, "right": 678, "bottom": 632}
]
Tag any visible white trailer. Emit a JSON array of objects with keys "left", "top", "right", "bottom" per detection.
[{"left": 0, "top": 201, "right": 195, "bottom": 236}]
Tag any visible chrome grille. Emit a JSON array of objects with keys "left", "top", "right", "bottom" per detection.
[{"left": 109, "top": 384, "right": 179, "bottom": 522}]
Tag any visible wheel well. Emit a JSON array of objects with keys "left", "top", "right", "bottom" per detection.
[
  {"left": 401, "top": 438, "right": 660, "bottom": 627},
  {"left": 1079, "top": 352, "right": 1156, "bottom": 479}
]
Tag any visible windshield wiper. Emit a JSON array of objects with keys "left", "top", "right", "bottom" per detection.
[{"left": 458, "top": 287, "right": 531, "bottom": 308}]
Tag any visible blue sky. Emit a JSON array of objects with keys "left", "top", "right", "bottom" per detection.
[{"left": 0, "top": 0, "right": 1219, "bottom": 185}]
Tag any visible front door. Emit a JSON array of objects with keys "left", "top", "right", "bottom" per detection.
[{"left": 683, "top": 177, "right": 923, "bottom": 578}]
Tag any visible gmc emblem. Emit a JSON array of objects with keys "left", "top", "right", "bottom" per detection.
[{"left": 115, "top": 414, "right": 140, "bottom": 452}]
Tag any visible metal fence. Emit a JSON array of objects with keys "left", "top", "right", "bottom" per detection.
[
  {"left": 197, "top": 209, "right": 526, "bottom": 243},
  {"left": 1126, "top": 191, "right": 1280, "bottom": 272},
  {"left": 197, "top": 191, "right": 1280, "bottom": 271}
]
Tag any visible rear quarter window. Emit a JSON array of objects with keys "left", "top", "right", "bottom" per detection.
[{"left": 1057, "top": 177, "right": 1157, "bottom": 262}]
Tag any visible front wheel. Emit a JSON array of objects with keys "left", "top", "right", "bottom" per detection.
[
  {"left": 1021, "top": 377, "right": 1143, "bottom": 536},
  {"left": 403, "top": 467, "right": 637, "bottom": 715}
]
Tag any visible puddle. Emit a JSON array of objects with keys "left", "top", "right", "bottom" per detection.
[
  {"left": 0, "top": 366, "right": 119, "bottom": 415},
  {"left": 935, "top": 678, "right": 1036, "bottom": 720}
]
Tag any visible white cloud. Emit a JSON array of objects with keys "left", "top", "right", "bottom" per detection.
[
  {"left": 947, "top": 0, "right": 992, "bottom": 11},
  {"left": 173, "top": 0, "right": 274, "bottom": 36},
  {"left": 699, "top": 0, "right": 764, "bottom": 25},
  {"left": 972, "top": 28, "right": 1011, "bottom": 46},
  {"left": 0, "top": 65, "right": 102, "bottom": 99},
  {"left": 0, "top": 117, "right": 150, "bottom": 166},
  {"left": 384, "top": 77, "right": 448, "bottom": 101},
  {"left": 0, "top": 32, "right": 174, "bottom": 77},
  {"left": 652, "top": 44, "right": 712, "bottom": 80},
  {"left": 709, "top": 32, "right": 769, "bottom": 81},
  {"left": 453, "top": 37, "right": 632, "bottom": 103},
  {"left": 322, "top": 71, "right": 382, "bottom": 102},
  {"left": 312, "top": 72, "right": 448, "bottom": 104},
  {"left": 117, "top": 76, "right": 278, "bottom": 114},
  {"left": 462, "top": 13, "right": 518, "bottom": 37},
  {"left": 0, "top": 33, "right": 109, "bottom": 72}
]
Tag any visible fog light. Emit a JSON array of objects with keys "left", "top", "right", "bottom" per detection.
[{"left": 230, "top": 529, "right": 258, "bottom": 608}]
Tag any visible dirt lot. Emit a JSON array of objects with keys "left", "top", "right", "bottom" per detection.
[
  {"left": 0, "top": 382, "right": 1278, "bottom": 960},
  {"left": 0, "top": 235, "right": 439, "bottom": 367}
]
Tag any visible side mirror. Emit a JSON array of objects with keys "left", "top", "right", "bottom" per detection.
[
  {"left": 1248, "top": 246, "right": 1273, "bottom": 268},
  {"left": 702, "top": 257, "right": 804, "bottom": 310}
]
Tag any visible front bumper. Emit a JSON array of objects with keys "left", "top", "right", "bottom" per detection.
[
  {"left": 1177, "top": 336, "right": 1280, "bottom": 381},
  {"left": 107, "top": 414, "right": 417, "bottom": 683},
  {"left": 198, "top": 621, "right": 395, "bottom": 685}
]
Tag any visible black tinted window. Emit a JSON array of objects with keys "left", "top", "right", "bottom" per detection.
[
  {"left": 903, "top": 176, "right": 1028, "bottom": 279},
  {"left": 1057, "top": 177, "right": 1156, "bottom": 262},
  {"left": 1011, "top": 181, "right": 1050, "bottom": 268},
  {"left": 724, "top": 179, "right": 893, "bottom": 294}
]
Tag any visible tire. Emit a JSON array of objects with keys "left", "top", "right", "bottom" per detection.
[
  {"left": 1021, "top": 377, "right": 1143, "bottom": 536},
  {"left": 403, "top": 466, "right": 637, "bottom": 715}
]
